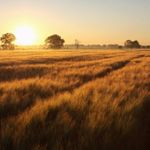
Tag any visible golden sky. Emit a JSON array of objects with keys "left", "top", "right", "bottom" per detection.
[{"left": 0, "top": 0, "right": 150, "bottom": 45}]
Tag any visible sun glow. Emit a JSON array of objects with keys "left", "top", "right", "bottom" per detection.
[{"left": 14, "top": 26, "right": 37, "bottom": 45}]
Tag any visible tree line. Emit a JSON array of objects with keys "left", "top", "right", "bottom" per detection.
[
  {"left": 0, "top": 32, "right": 142, "bottom": 50},
  {"left": 0, "top": 33, "right": 65, "bottom": 50}
]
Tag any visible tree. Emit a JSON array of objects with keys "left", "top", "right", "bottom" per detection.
[
  {"left": 45, "top": 34, "right": 65, "bottom": 49},
  {"left": 0, "top": 33, "right": 16, "bottom": 50},
  {"left": 124, "top": 40, "right": 141, "bottom": 48},
  {"left": 132, "top": 40, "right": 141, "bottom": 48},
  {"left": 75, "top": 39, "right": 80, "bottom": 49}
]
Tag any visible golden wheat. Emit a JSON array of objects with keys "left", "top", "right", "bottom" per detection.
[{"left": 0, "top": 49, "right": 150, "bottom": 150}]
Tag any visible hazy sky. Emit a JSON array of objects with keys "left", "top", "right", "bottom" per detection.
[{"left": 0, "top": 0, "right": 150, "bottom": 45}]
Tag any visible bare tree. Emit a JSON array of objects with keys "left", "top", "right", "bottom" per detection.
[{"left": 75, "top": 39, "right": 80, "bottom": 49}]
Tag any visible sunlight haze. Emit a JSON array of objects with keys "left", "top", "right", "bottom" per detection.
[
  {"left": 14, "top": 25, "right": 38, "bottom": 45},
  {"left": 0, "top": 0, "right": 150, "bottom": 45}
]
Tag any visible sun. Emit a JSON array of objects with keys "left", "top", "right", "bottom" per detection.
[{"left": 14, "top": 26, "right": 37, "bottom": 45}]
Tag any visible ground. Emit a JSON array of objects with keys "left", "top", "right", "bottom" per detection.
[{"left": 0, "top": 49, "right": 150, "bottom": 150}]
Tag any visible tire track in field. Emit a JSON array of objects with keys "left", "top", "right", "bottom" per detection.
[
  {"left": 0, "top": 51, "right": 135, "bottom": 68},
  {"left": 0, "top": 55, "right": 145, "bottom": 119},
  {"left": 63, "top": 54, "right": 146, "bottom": 91},
  {"left": 0, "top": 53, "right": 132, "bottom": 83}
]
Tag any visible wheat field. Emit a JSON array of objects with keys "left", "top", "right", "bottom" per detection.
[{"left": 0, "top": 49, "right": 150, "bottom": 150}]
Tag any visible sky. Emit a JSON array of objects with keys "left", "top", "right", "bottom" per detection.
[{"left": 0, "top": 0, "right": 150, "bottom": 45}]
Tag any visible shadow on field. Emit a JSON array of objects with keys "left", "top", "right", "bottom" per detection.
[
  {"left": 67, "top": 60, "right": 131, "bottom": 91},
  {"left": 0, "top": 67, "right": 47, "bottom": 82},
  {"left": 0, "top": 60, "right": 130, "bottom": 120},
  {"left": 1, "top": 94, "right": 150, "bottom": 150}
]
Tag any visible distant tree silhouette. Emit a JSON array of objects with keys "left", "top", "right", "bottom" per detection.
[
  {"left": 45, "top": 34, "right": 65, "bottom": 49},
  {"left": 124, "top": 40, "right": 141, "bottom": 48},
  {"left": 0, "top": 33, "right": 16, "bottom": 50},
  {"left": 75, "top": 39, "right": 80, "bottom": 49}
]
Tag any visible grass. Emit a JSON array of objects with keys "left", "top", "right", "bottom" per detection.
[{"left": 0, "top": 49, "right": 150, "bottom": 150}]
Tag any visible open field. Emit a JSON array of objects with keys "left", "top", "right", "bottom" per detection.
[{"left": 0, "top": 49, "right": 150, "bottom": 150}]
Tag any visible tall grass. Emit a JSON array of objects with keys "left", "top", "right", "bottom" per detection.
[{"left": 0, "top": 49, "right": 150, "bottom": 150}]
